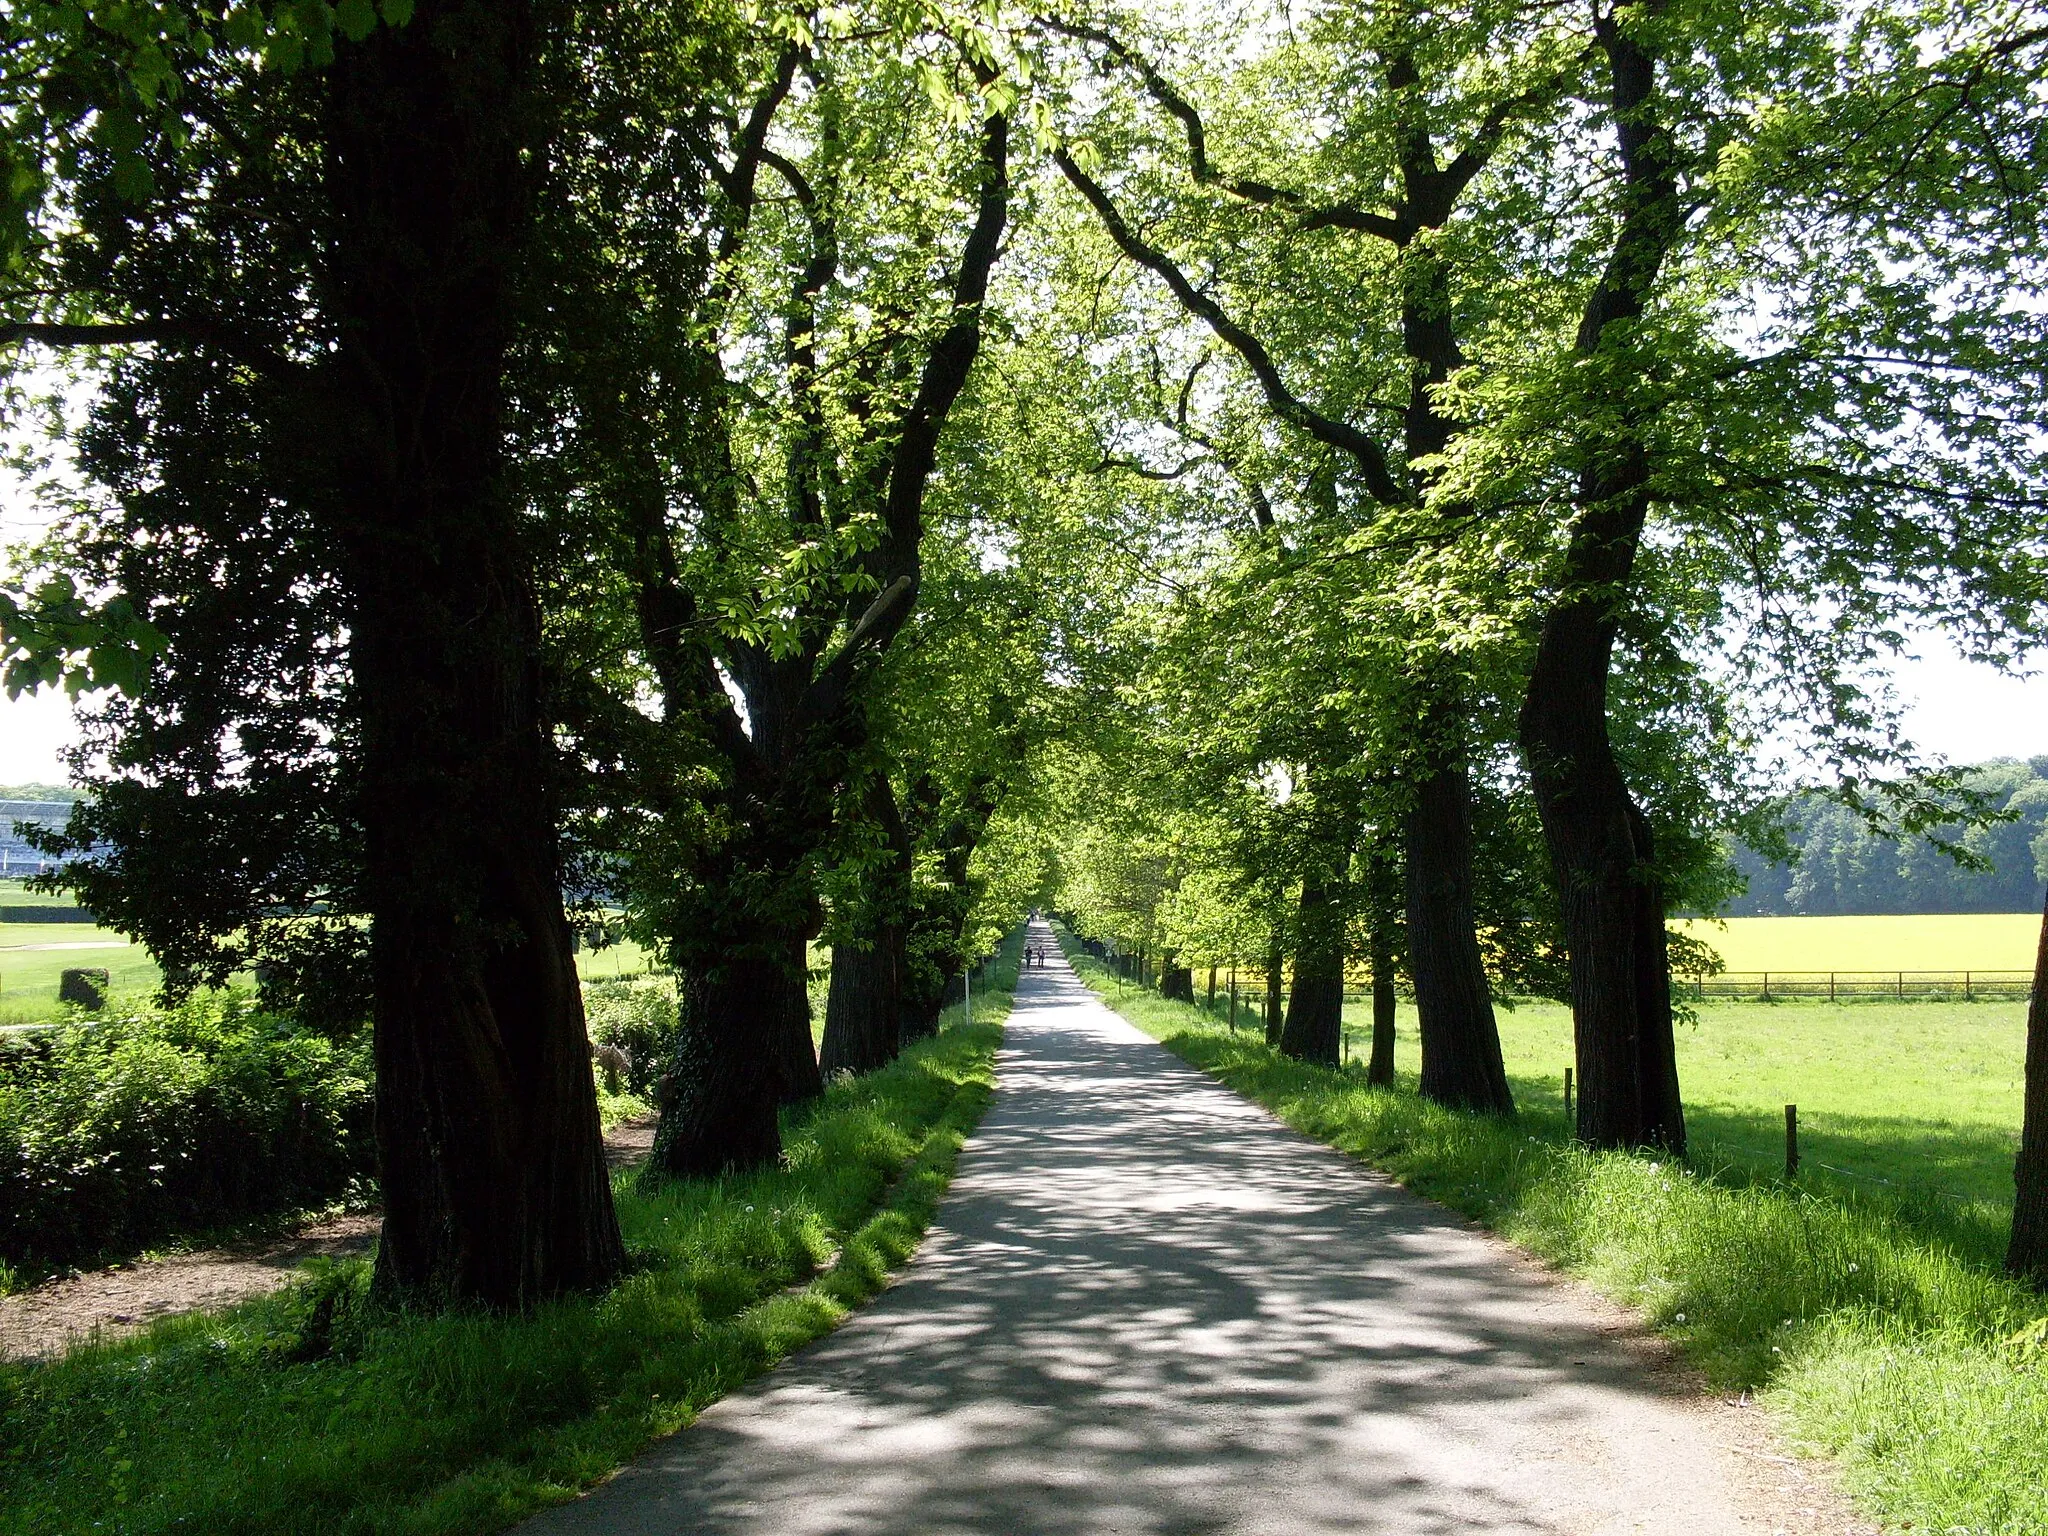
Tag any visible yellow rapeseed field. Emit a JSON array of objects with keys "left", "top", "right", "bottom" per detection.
[{"left": 1669, "top": 911, "right": 2042, "bottom": 973}]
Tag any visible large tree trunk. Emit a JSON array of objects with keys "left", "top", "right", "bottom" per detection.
[
  {"left": 1367, "top": 848, "right": 1398, "bottom": 1086},
  {"left": 331, "top": 0, "right": 621, "bottom": 1308},
  {"left": 1519, "top": 459, "right": 1684, "bottom": 1154},
  {"left": 2008, "top": 890, "right": 2048, "bottom": 1285},
  {"left": 1160, "top": 955, "right": 1195, "bottom": 1001},
  {"left": 1407, "top": 749, "right": 1514, "bottom": 1114},
  {"left": 774, "top": 936, "right": 823, "bottom": 1102},
  {"left": 821, "top": 926, "right": 903, "bottom": 1078},
  {"left": 1518, "top": 5, "right": 1689, "bottom": 1156},
  {"left": 647, "top": 955, "right": 787, "bottom": 1177},
  {"left": 1264, "top": 939, "right": 1285, "bottom": 1046},
  {"left": 1280, "top": 878, "right": 1345, "bottom": 1066}
]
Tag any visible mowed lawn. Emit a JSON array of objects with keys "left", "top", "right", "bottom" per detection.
[
  {"left": 0, "top": 923, "right": 159, "bottom": 1028},
  {"left": 1670, "top": 911, "right": 2042, "bottom": 973}
]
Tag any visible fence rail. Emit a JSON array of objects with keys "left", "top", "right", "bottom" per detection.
[
  {"left": 1087, "top": 950, "right": 2037, "bottom": 1008},
  {"left": 1684, "top": 969, "right": 2033, "bottom": 1000}
]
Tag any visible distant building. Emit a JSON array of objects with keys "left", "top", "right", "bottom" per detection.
[{"left": 0, "top": 800, "right": 76, "bottom": 877}]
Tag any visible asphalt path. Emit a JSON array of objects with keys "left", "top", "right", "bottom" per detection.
[{"left": 524, "top": 920, "right": 1856, "bottom": 1535}]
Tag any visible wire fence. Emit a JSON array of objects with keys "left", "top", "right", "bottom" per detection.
[
  {"left": 1086, "top": 948, "right": 2038, "bottom": 1007},
  {"left": 1685, "top": 969, "right": 2033, "bottom": 1001}
]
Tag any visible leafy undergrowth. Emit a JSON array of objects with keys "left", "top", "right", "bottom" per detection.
[
  {"left": 1060, "top": 940, "right": 2048, "bottom": 1536},
  {"left": 0, "top": 938, "right": 1016, "bottom": 1536}
]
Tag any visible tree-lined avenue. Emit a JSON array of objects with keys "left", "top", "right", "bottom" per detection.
[{"left": 522, "top": 923, "right": 1837, "bottom": 1535}]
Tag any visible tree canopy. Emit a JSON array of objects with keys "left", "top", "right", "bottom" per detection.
[{"left": 4, "top": 0, "right": 2048, "bottom": 1302}]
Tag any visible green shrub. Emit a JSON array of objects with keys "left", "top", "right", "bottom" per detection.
[
  {"left": 583, "top": 978, "right": 678, "bottom": 1095},
  {"left": 0, "top": 995, "right": 374, "bottom": 1274}
]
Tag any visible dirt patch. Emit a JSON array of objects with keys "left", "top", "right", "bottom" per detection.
[
  {"left": 1, "top": 1116, "right": 662, "bottom": 1362},
  {"left": 604, "top": 1114, "right": 657, "bottom": 1169}
]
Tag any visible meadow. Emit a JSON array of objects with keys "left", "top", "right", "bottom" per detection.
[
  {"left": 1327, "top": 996, "right": 2027, "bottom": 1248},
  {"left": 0, "top": 879, "right": 675, "bottom": 1025}
]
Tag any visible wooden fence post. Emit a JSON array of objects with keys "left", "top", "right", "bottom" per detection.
[
  {"left": 1785, "top": 1103, "right": 1799, "bottom": 1179},
  {"left": 1564, "top": 1067, "right": 1574, "bottom": 1125}
]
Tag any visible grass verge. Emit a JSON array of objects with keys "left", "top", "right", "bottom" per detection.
[
  {"left": 0, "top": 932, "right": 1018, "bottom": 1535},
  {"left": 1060, "top": 935, "right": 2048, "bottom": 1536}
]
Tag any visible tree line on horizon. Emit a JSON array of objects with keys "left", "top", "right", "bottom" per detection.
[
  {"left": 1724, "top": 759, "right": 2048, "bottom": 919},
  {"left": 2, "top": 0, "right": 2047, "bottom": 1305}
]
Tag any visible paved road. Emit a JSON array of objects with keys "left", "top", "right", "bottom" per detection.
[{"left": 525, "top": 921, "right": 1844, "bottom": 1535}]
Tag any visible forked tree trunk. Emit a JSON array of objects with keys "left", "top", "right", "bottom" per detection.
[
  {"left": 2008, "top": 889, "right": 2048, "bottom": 1286},
  {"left": 1407, "top": 751, "right": 1514, "bottom": 1114},
  {"left": 821, "top": 924, "right": 903, "bottom": 1078},
  {"left": 1519, "top": 7, "right": 1689, "bottom": 1156},
  {"left": 1264, "top": 940, "right": 1285, "bottom": 1046},
  {"left": 1280, "top": 878, "right": 1345, "bottom": 1066},
  {"left": 331, "top": 0, "right": 621, "bottom": 1308},
  {"left": 647, "top": 954, "right": 787, "bottom": 1177}
]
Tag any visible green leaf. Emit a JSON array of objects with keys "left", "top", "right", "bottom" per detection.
[{"left": 335, "top": 0, "right": 379, "bottom": 42}]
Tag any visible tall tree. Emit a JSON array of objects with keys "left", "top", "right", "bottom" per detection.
[{"left": 3, "top": 0, "right": 626, "bottom": 1306}]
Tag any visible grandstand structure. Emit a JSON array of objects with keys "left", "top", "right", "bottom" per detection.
[{"left": 0, "top": 799, "right": 76, "bottom": 877}]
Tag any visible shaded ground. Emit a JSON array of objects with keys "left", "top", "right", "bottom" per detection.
[
  {"left": 522, "top": 926, "right": 1869, "bottom": 1536},
  {"left": 0, "top": 1116, "right": 660, "bottom": 1360}
]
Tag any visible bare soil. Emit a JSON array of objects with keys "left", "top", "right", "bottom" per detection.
[{"left": 0, "top": 1116, "right": 660, "bottom": 1362}]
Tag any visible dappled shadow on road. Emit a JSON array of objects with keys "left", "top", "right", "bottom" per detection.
[{"left": 525, "top": 945, "right": 1751, "bottom": 1536}]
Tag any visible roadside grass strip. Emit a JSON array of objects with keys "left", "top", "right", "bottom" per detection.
[
  {"left": 1058, "top": 940, "right": 2048, "bottom": 1536},
  {"left": 0, "top": 940, "right": 1015, "bottom": 1535}
]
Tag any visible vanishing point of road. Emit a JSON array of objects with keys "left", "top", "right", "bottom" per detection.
[{"left": 524, "top": 918, "right": 1861, "bottom": 1535}]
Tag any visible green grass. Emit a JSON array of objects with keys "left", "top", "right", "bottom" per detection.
[
  {"left": 1067, "top": 939, "right": 2048, "bottom": 1536},
  {"left": 0, "top": 934, "right": 1019, "bottom": 1535},
  {"left": 1331, "top": 995, "right": 2026, "bottom": 1254},
  {"left": 0, "top": 925, "right": 161, "bottom": 1028}
]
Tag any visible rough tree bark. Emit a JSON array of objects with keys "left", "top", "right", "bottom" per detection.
[
  {"left": 1160, "top": 955, "right": 1195, "bottom": 1001},
  {"left": 2007, "top": 889, "right": 2048, "bottom": 1285},
  {"left": 331, "top": 0, "right": 622, "bottom": 1308},
  {"left": 821, "top": 777, "right": 910, "bottom": 1078},
  {"left": 649, "top": 955, "right": 788, "bottom": 1178},
  {"left": 1264, "top": 939, "right": 1285, "bottom": 1047},
  {"left": 1279, "top": 878, "right": 1345, "bottom": 1067},
  {"left": 1518, "top": 7, "right": 1687, "bottom": 1153},
  {"left": 822, "top": 931, "right": 902, "bottom": 1076},
  {"left": 1408, "top": 750, "right": 1514, "bottom": 1113},
  {"left": 1366, "top": 839, "right": 1399, "bottom": 1087},
  {"left": 773, "top": 936, "right": 823, "bottom": 1102}
]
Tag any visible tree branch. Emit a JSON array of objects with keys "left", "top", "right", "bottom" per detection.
[
  {"left": 1054, "top": 149, "right": 1403, "bottom": 505},
  {"left": 1043, "top": 16, "right": 1404, "bottom": 243},
  {"left": 0, "top": 319, "right": 303, "bottom": 389}
]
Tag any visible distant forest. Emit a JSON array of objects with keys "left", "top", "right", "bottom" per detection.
[{"left": 1727, "top": 759, "right": 2048, "bottom": 915}]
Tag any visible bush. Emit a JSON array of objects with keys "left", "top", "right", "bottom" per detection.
[
  {"left": 583, "top": 978, "right": 678, "bottom": 1095},
  {"left": 0, "top": 994, "right": 374, "bottom": 1274}
]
